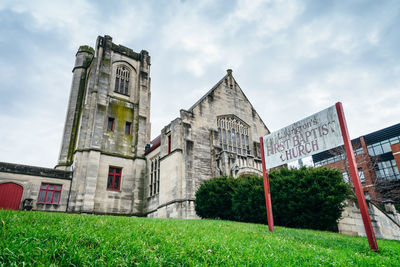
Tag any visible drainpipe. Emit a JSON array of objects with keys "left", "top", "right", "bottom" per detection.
[{"left": 66, "top": 166, "right": 74, "bottom": 212}]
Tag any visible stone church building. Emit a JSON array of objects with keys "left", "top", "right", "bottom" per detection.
[{"left": 0, "top": 35, "right": 269, "bottom": 218}]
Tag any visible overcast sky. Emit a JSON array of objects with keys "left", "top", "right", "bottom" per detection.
[{"left": 0, "top": 0, "right": 399, "bottom": 168}]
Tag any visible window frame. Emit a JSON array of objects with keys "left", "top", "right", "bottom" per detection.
[
  {"left": 168, "top": 135, "right": 171, "bottom": 154},
  {"left": 358, "top": 168, "right": 366, "bottom": 183},
  {"left": 107, "top": 167, "right": 122, "bottom": 191},
  {"left": 107, "top": 117, "right": 115, "bottom": 131},
  {"left": 114, "top": 65, "right": 130, "bottom": 96},
  {"left": 149, "top": 156, "right": 160, "bottom": 197},
  {"left": 125, "top": 121, "right": 132, "bottom": 135},
  {"left": 37, "top": 183, "right": 62, "bottom": 204},
  {"left": 218, "top": 115, "right": 250, "bottom": 156}
]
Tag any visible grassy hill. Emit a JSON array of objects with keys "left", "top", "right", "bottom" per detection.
[{"left": 1, "top": 210, "right": 399, "bottom": 266}]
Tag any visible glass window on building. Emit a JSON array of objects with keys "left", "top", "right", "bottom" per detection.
[
  {"left": 342, "top": 172, "right": 349, "bottom": 184},
  {"left": 358, "top": 168, "right": 365, "bottom": 183},
  {"left": 375, "top": 159, "right": 400, "bottom": 181},
  {"left": 367, "top": 146, "right": 375, "bottom": 156},
  {"left": 217, "top": 116, "right": 250, "bottom": 156},
  {"left": 367, "top": 136, "right": 400, "bottom": 156},
  {"left": 381, "top": 141, "right": 392, "bottom": 154},
  {"left": 389, "top": 136, "right": 400, "bottom": 145},
  {"left": 354, "top": 147, "right": 364, "bottom": 156}
]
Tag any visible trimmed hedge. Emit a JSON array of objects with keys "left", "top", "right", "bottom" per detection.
[
  {"left": 195, "top": 167, "right": 350, "bottom": 231},
  {"left": 232, "top": 176, "right": 267, "bottom": 224},
  {"left": 195, "top": 176, "right": 237, "bottom": 220}
]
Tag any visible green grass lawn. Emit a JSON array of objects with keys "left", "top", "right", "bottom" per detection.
[{"left": 1, "top": 210, "right": 399, "bottom": 266}]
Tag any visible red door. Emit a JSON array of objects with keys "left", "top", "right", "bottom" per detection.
[{"left": 0, "top": 183, "right": 23, "bottom": 210}]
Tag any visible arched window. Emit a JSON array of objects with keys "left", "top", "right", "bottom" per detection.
[
  {"left": 217, "top": 115, "right": 250, "bottom": 155},
  {"left": 114, "top": 66, "right": 130, "bottom": 95},
  {"left": 149, "top": 155, "right": 160, "bottom": 197}
]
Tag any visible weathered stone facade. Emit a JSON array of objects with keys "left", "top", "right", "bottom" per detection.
[
  {"left": 0, "top": 162, "right": 72, "bottom": 212},
  {"left": 0, "top": 36, "right": 268, "bottom": 218},
  {"left": 145, "top": 71, "right": 269, "bottom": 218},
  {"left": 56, "top": 35, "right": 151, "bottom": 215},
  {"left": 1, "top": 35, "right": 400, "bottom": 241}
]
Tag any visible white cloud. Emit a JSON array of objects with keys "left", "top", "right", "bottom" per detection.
[{"left": 1, "top": 0, "right": 400, "bottom": 168}]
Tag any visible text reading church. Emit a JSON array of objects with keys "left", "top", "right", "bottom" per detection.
[{"left": 0, "top": 35, "right": 269, "bottom": 218}]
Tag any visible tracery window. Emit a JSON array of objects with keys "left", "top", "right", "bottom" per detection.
[
  {"left": 114, "top": 66, "right": 130, "bottom": 95},
  {"left": 149, "top": 156, "right": 160, "bottom": 196},
  {"left": 217, "top": 116, "right": 250, "bottom": 155}
]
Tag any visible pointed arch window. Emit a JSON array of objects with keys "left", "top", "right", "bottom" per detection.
[
  {"left": 115, "top": 66, "right": 130, "bottom": 95},
  {"left": 217, "top": 115, "right": 251, "bottom": 155},
  {"left": 149, "top": 155, "right": 160, "bottom": 197}
]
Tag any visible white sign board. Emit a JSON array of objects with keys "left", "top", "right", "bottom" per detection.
[{"left": 263, "top": 105, "right": 344, "bottom": 169}]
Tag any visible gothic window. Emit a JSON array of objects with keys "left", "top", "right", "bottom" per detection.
[
  {"left": 149, "top": 156, "right": 160, "bottom": 197},
  {"left": 114, "top": 66, "right": 130, "bottom": 95},
  {"left": 217, "top": 115, "right": 250, "bottom": 156}
]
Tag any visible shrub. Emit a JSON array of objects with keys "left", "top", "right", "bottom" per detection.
[
  {"left": 195, "top": 176, "right": 237, "bottom": 220},
  {"left": 195, "top": 167, "right": 350, "bottom": 231},
  {"left": 269, "top": 167, "right": 350, "bottom": 231},
  {"left": 232, "top": 176, "right": 267, "bottom": 224}
]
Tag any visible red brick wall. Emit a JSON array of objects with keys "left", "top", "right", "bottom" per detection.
[
  {"left": 391, "top": 143, "right": 400, "bottom": 174},
  {"left": 320, "top": 138, "right": 378, "bottom": 200}
]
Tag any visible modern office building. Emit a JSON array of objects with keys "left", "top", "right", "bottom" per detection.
[{"left": 313, "top": 123, "right": 400, "bottom": 204}]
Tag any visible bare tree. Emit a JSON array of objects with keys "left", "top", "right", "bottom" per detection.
[{"left": 324, "top": 143, "right": 381, "bottom": 202}]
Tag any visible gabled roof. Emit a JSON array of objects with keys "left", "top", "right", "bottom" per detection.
[
  {"left": 186, "top": 70, "right": 269, "bottom": 132},
  {"left": 188, "top": 74, "right": 227, "bottom": 112}
]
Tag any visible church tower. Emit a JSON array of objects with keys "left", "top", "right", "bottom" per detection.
[{"left": 57, "top": 35, "right": 151, "bottom": 215}]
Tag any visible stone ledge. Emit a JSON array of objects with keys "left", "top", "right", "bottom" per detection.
[{"left": 0, "top": 162, "right": 72, "bottom": 180}]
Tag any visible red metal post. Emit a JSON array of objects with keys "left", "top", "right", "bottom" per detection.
[
  {"left": 260, "top": 137, "right": 275, "bottom": 232},
  {"left": 335, "top": 102, "right": 378, "bottom": 252}
]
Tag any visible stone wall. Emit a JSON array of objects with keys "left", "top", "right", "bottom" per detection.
[
  {"left": 146, "top": 71, "right": 270, "bottom": 218},
  {"left": 0, "top": 162, "right": 72, "bottom": 212},
  {"left": 179, "top": 72, "right": 269, "bottom": 206},
  {"left": 338, "top": 200, "right": 400, "bottom": 241},
  {"left": 58, "top": 35, "right": 151, "bottom": 215}
]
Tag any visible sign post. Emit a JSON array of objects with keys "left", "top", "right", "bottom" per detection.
[
  {"left": 259, "top": 137, "right": 274, "bottom": 232},
  {"left": 260, "top": 102, "right": 378, "bottom": 251},
  {"left": 335, "top": 102, "right": 378, "bottom": 251}
]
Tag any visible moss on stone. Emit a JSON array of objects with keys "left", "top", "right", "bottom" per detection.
[
  {"left": 108, "top": 100, "right": 134, "bottom": 155},
  {"left": 102, "top": 58, "right": 111, "bottom": 67},
  {"left": 78, "top": 45, "right": 95, "bottom": 55},
  {"left": 66, "top": 71, "right": 87, "bottom": 165},
  {"left": 100, "top": 72, "right": 110, "bottom": 78},
  {"left": 83, "top": 55, "right": 93, "bottom": 68}
]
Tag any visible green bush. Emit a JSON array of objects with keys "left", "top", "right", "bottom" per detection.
[
  {"left": 195, "top": 167, "right": 350, "bottom": 231},
  {"left": 195, "top": 176, "right": 237, "bottom": 220},
  {"left": 269, "top": 167, "right": 350, "bottom": 231},
  {"left": 232, "top": 176, "right": 267, "bottom": 224}
]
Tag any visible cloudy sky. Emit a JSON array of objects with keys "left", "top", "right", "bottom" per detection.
[{"left": 0, "top": 0, "right": 399, "bottom": 168}]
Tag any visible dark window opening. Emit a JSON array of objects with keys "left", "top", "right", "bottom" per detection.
[
  {"left": 125, "top": 122, "right": 131, "bottom": 135},
  {"left": 107, "top": 117, "right": 115, "bottom": 131},
  {"left": 168, "top": 135, "right": 171, "bottom": 154}
]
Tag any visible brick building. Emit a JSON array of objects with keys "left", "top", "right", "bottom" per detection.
[{"left": 312, "top": 123, "right": 400, "bottom": 204}]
